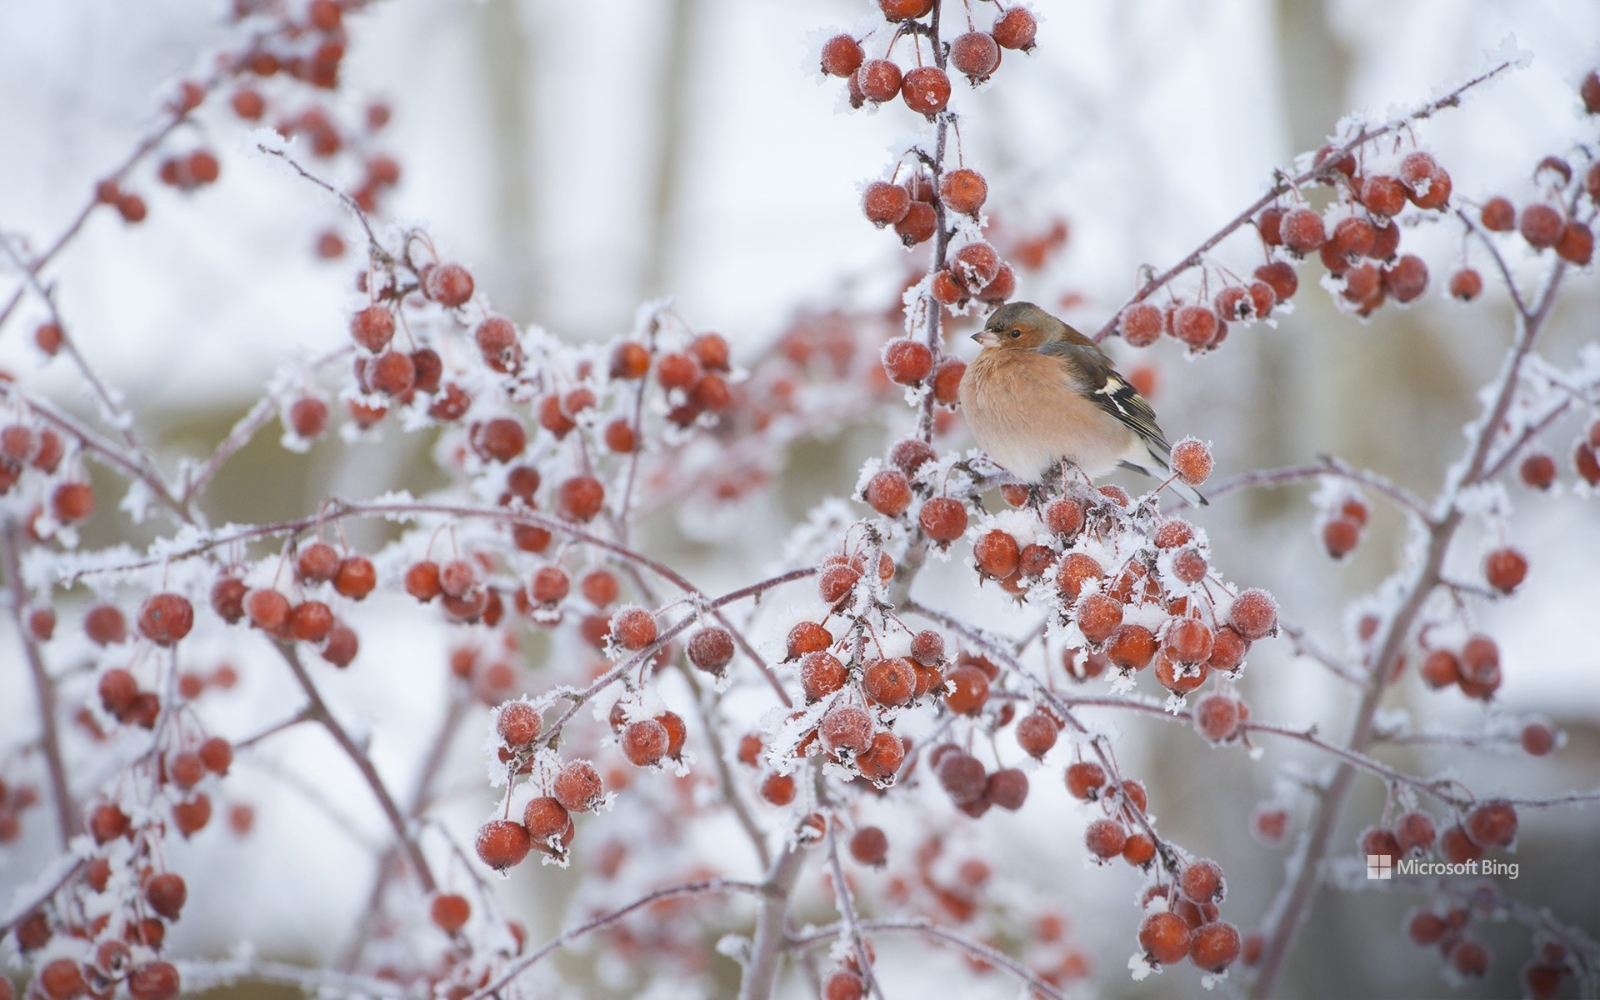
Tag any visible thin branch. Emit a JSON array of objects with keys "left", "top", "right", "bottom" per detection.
[
  {"left": 1280, "top": 624, "right": 1367, "bottom": 686},
  {"left": 825, "top": 822, "right": 883, "bottom": 999},
  {"left": 2, "top": 519, "right": 76, "bottom": 848},
  {"left": 272, "top": 642, "right": 438, "bottom": 894},
  {"left": 0, "top": 858, "right": 86, "bottom": 937},
  {"left": 465, "top": 878, "right": 767, "bottom": 1000},
  {"left": 1200, "top": 456, "right": 1429, "bottom": 519},
  {"left": 789, "top": 918, "right": 1068, "bottom": 1000},
  {"left": 177, "top": 958, "right": 409, "bottom": 999},
  {"left": 231, "top": 705, "right": 315, "bottom": 752}
]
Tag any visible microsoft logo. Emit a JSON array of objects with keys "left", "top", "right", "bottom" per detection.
[{"left": 1367, "top": 854, "right": 1393, "bottom": 880}]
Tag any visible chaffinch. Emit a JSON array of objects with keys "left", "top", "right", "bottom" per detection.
[{"left": 958, "top": 301, "right": 1207, "bottom": 504}]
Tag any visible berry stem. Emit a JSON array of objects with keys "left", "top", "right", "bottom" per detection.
[
  {"left": 824, "top": 819, "right": 882, "bottom": 998},
  {"left": 463, "top": 878, "right": 768, "bottom": 1000},
  {"left": 272, "top": 641, "right": 440, "bottom": 895},
  {"left": 2, "top": 518, "right": 77, "bottom": 850},
  {"left": 788, "top": 918, "right": 1069, "bottom": 1000}
]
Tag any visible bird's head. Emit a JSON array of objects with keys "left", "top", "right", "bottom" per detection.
[{"left": 971, "top": 301, "right": 1061, "bottom": 350}]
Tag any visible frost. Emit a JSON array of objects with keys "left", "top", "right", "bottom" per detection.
[
  {"left": 119, "top": 477, "right": 154, "bottom": 525},
  {"left": 1488, "top": 34, "right": 1534, "bottom": 71},
  {"left": 715, "top": 933, "right": 751, "bottom": 966},
  {"left": 1128, "top": 951, "right": 1155, "bottom": 982}
]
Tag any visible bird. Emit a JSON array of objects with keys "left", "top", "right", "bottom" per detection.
[{"left": 958, "top": 301, "right": 1207, "bottom": 505}]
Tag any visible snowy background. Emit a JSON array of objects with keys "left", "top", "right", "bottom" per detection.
[{"left": 2, "top": 1, "right": 1598, "bottom": 998}]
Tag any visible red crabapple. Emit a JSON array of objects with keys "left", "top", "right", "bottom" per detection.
[
  {"left": 918, "top": 497, "right": 967, "bottom": 544},
  {"left": 901, "top": 66, "right": 951, "bottom": 117},
  {"left": 425, "top": 263, "right": 474, "bottom": 306},
  {"left": 1170, "top": 438, "right": 1212, "bottom": 486},
  {"left": 1118, "top": 303, "right": 1163, "bottom": 347},
  {"left": 1138, "top": 912, "right": 1192, "bottom": 966},
  {"left": 1280, "top": 207, "right": 1326, "bottom": 254},
  {"left": 1520, "top": 204, "right": 1563, "bottom": 249},
  {"left": 1084, "top": 818, "right": 1127, "bottom": 859},
  {"left": 862, "top": 181, "right": 911, "bottom": 227},
  {"left": 939, "top": 168, "right": 988, "bottom": 215},
  {"left": 1481, "top": 196, "right": 1515, "bottom": 232},
  {"left": 1484, "top": 547, "right": 1528, "bottom": 593},
  {"left": 950, "top": 32, "right": 1001, "bottom": 82},
  {"left": 992, "top": 8, "right": 1037, "bottom": 50},
  {"left": 894, "top": 201, "right": 936, "bottom": 245},
  {"left": 855, "top": 60, "right": 902, "bottom": 104},
  {"left": 820, "top": 35, "right": 864, "bottom": 78},
  {"left": 882, "top": 338, "right": 933, "bottom": 384},
  {"left": 1449, "top": 268, "right": 1483, "bottom": 301}
]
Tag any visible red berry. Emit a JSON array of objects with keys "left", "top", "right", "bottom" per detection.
[
  {"left": 85, "top": 604, "right": 127, "bottom": 645},
  {"left": 1465, "top": 799, "right": 1517, "bottom": 848},
  {"left": 819, "top": 704, "right": 873, "bottom": 757},
  {"left": 1449, "top": 267, "right": 1483, "bottom": 301},
  {"left": 430, "top": 893, "right": 470, "bottom": 934},
  {"left": 1578, "top": 442, "right": 1600, "bottom": 485},
  {"left": 973, "top": 529, "right": 1020, "bottom": 579},
  {"left": 1170, "top": 305, "right": 1220, "bottom": 348},
  {"left": 621, "top": 719, "right": 669, "bottom": 767},
  {"left": 1192, "top": 693, "right": 1240, "bottom": 742},
  {"left": 1170, "top": 438, "right": 1212, "bottom": 486},
  {"left": 1075, "top": 593, "right": 1122, "bottom": 645},
  {"left": 1520, "top": 204, "right": 1564, "bottom": 249},
  {"left": 1138, "top": 912, "right": 1193, "bottom": 966},
  {"left": 761, "top": 772, "right": 796, "bottom": 805},
  {"left": 950, "top": 32, "right": 1001, "bottom": 82},
  {"left": 1556, "top": 221, "right": 1594, "bottom": 266},
  {"left": 820, "top": 35, "right": 864, "bottom": 78},
  {"left": 894, "top": 200, "right": 936, "bottom": 246},
  {"left": 1084, "top": 818, "right": 1127, "bottom": 859},
  {"left": 787, "top": 622, "right": 833, "bottom": 660},
  {"left": 1044, "top": 498, "right": 1085, "bottom": 538},
  {"left": 855, "top": 59, "right": 902, "bottom": 103},
  {"left": 558, "top": 475, "right": 605, "bottom": 521},
  {"left": 476, "top": 819, "right": 531, "bottom": 871},
  {"left": 918, "top": 497, "right": 967, "bottom": 544},
  {"left": 936, "top": 751, "right": 987, "bottom": 804},
  {"left": 198, "top": 736, "right": 232, "bottom": 774},
  {"left": 1180, "top": 858, "right": 1225, "bottom": 903},
  {"left": 1014, "top": 711, "right": 1059, "bottom": 758},
  {"left": 334, "top": 555, "right": 377, "bottom": 599},
  {"left": 1105, "top": 624, "right": 1157, "bottom": 672},
  {"left": 550, "top": 760, "right": 603, "bottom": 813},
  {"left": 497, "top": 701, "right": 542, "bottom": 747},
  {"left": 862, "top": 657, "right": 916, "bottom": 707},
  {"left": 1360, "top": 175, "right": 1407, "bottom": 218},
  {"left": 862, "top": 181, "right": 911, "bottom": 227},
  {"left": 944, "top": 665, "right": 990, "bottom": 714},
  {"left": 132, "top": 962, "right": 184, "bottom": 1000},
  {"left": 1280, "top": 207, "right": 1326, "bottom": 254},
  {"left": 425, "top": 263, "right": 474, "bottom": 306},
  {"left": 1065, "top": 761, "right": 1106, "bottom": 800},
  {"left": 882, "top": 338, "right": 933, "bottom": 384},
  {"left": 879, "top": 0, "right": 933, "bottom": 20},
  {"left": 609, "top": 607, "right": 658, "bottom": 650},
  {"left": 864, "top": 468, "right": 913, "bottom": 517},
  {"left": 132, "top": 592, "right": 191, "bottom": 647},
  {"left": 1118, "top": 303, "right": 1164, "bottom": 347},
  {"left": 50, "top": 482, "right": 94, "bottom": 522},
  {"left": 686, "top": 626, "right": 735, "bottom": 675},
  {"left": 1382, "top": 254, "right": 1428, "bottom": 303},
  {"left": 350, "top": 306, "right": 394, "bottom": 352},
  {"left": 1322, "top": 516, "right": 1361, "bottom": 558},
  {"left": 1394, "top": 811, "right": 1437, "bottom": 854},
  {"left": 1227, "top": 588, "right": 1277, "bottom": 640},
  {"left": 901, "top": 66, "right": 951, "bottom": 117},
  {"left": 992, "top": 8, "right": 1037, "bottom": 50},
  {"left": 145, "top": 871, "right": 187, "bottom": 919},
  {"left": 952, "top": 242, "right": 1000, "bottom": 290},
  {"left": 939, "top": 168, "right": 988, "bottom": 215},
  {"left": 849, "top": 826, "right": 888, "bottom": 866},
  {"left": 1484, "top": 547, "right": 1527, "bottom": 593},
  {"left": 1521, "top": 722, "right": 1555, "bottom": 756},
  {"left": 523, "top": 796, "right": 571, "bottom": 844},
  {"left": 1190, "top": 921, "right": 1242, "bottom": 973},
  {"left": 1481, "top": 196, "right": 1515, "bottom": 232},
  {"left": 1254, "top": 261, "right": 1299, "bottom": 305}
]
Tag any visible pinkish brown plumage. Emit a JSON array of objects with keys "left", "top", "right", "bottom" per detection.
[{"left": 958, "top": 301, "right": 1206, "bottom": 504}]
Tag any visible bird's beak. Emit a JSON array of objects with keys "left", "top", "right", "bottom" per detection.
[{"left": 972, "top": 330, "right": 1001, "bottom": 348}]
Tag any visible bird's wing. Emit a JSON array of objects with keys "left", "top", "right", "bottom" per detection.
[{"left": 1034, "top": 340, "right": 1172, "bottom": 463}]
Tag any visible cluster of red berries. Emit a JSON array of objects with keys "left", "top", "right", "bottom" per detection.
[
  {"left": 1520, "top": 419, "right": 1600, "bottom": 489},
  {"left": 1135, "top": 859, "right": 1243, "bottom": 974},
  {"left": 1418, "top": 633, "right": 1503, "bottom": 701},
  {"left": 821, "top": 5, "right": 1036, "bottom": 116},
  {"left": 1449, "top": 155, "right": 1599, "bottom": 300},
  {"left": 473, "top": 700, "right": 610, "bottom": 871},
  {"left": 1407, "top": 894, "right": 1583, "bottom": 996},
  {"left": 1317, "top": 494, "right": 1370, "bottom": 560},
  {"left": 0, "top": 422, "right": 73, "bottom": 528}
]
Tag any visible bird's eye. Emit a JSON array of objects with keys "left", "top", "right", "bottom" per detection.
[{"left": 1009, "top": 329, "right": 1022, "bottom": 339}]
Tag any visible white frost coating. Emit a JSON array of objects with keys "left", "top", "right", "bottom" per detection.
[
  {"left": 1128, "top": 951, "right": 1155, "bottom": 982},
  {"left": 119, "top": 477, "right": 154, "bottom": 525}
]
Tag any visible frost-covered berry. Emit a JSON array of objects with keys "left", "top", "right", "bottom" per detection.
[
  {"left": 882, "top": 338, "right": 933, "bottom": 384},
  {"left": 992, "top": 7, "right": 1037, "bottom": 50},
  {"left": 1170, "top": 438, "right": 1212, "bottom": 486},
  {"left": 1190, "top": 921, "right": 1242, "bottom": 973},
  {"left": 820, "top": 34, "right": 864, "bottom": 78},
  {"left": 1170, "top": 305, "right": 1219, "bottom": 348},
  {"left": 1084, "top": 818, "right": 1127, "bottom": 859},
  {"left": 1076, "top": 593, "right": 1122, "bottom": 645},
  {"left": 1064, "top": 760, "right": 1106, "bottom": 800},
  {"left": 1015, "top": 711, "right": 1058, "bottom": 758},
  {"left": 939, "top": 168, "right": 987, "bottom": 215},
  {"left": 351, "top": 306, "right": 394, "bottom": 352},
  {"left": 1105, "top": 624, "right": 1157, "bottom": 672},
  {"left": 621, "top": 719, "right": 669, "bottom": 767},
  {"left": 855, "top": 59, "right": 902, "bottom": 103},
  {"left": 1521, "top": 722, "right": 1555, "bottom": 756},
  {"left": 974, "top": 529, "right": 1020, "bottom": 579},
  {"left": 1044, "top": 498, "right": 1085, "bottom": 537},
  {"left": 901, "top": 66, "right": 951, "bottom": 117},
  {"left": 1394, "top": 811, "right": 1436, "bottom": 854},
  {"left": 950, "top": 31, "right": 1001, "bottom": 82},
  {"left": 937, "top": 750, "right": 987, "bottom": 804},
  {"left": 1138, "top": 912, "right": 1192, "bottom": 966},
  {"left": 1280, "top": 207, "right": 1326, "bottom": 254},
  {"left": 1180, "top": 858, "right": 1225, "bottom": 903},
  {"left": 687, "top": 626, "right": 735, "bottom": 675},
  {"left": 425, "top": 263, "right": 474, "bottom": 306},
  {"left": 1228, "top": 588, "right": 1277, "bottom": 640},
  {"left": 819, "top": 705, "right": 874, "bottom": 757},
  {"left": 1322, "top": 516, "right": 1361, "bottom": 558},
  {"left": 1360, "top": 176, "right": 1407, "bottom": 218},
  {"left": 558, "top": 475, "right": 605, "bottom": 521},
  {"left": 943, "top": 665, "right": 990, "bottom": 714},
  {"left": 801, "top": 651, "right": 848, "bottom": 701},
  {"left": 1118, "top": 303, "right": 1163, "bottom": 347},
  {"left": 1520, "top": 204, "right": 1564, "bottom": 249},
  {"left": 862, "top": 181, "right": 911, "bottom": 227},
  {"left": 1465, "top": 799, "right": 1517, "bottom": 848},
  {"left": 609, "top": 607, "right": 658, "bottom": 650},
  {"left": 918, "top": 497, "right": 967, "bottom": 544},
  {"left": 1192, "top": 693, "right": 1240, "bottom": 742},
  {"left": 952, "top": 242, "right": 1000, "bottom": 290}
]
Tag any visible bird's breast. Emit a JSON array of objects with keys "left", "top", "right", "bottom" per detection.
[{"left": 959, "top": 350, "right": 1137, "bottom": 482}]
